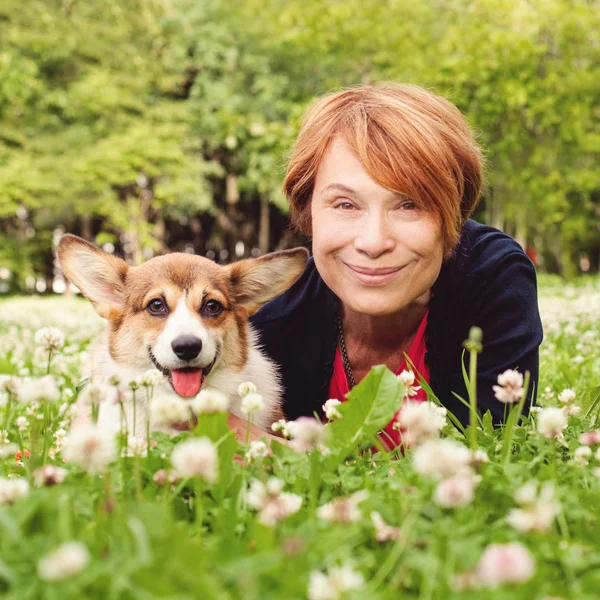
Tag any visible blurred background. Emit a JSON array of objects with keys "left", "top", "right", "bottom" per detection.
[{"left": 0, "top": 0, "right": 598, "bottom": 295}]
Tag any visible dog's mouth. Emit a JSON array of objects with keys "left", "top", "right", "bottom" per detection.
[{"left": 148, "top": 349, "right": 217, "bottom": 398}]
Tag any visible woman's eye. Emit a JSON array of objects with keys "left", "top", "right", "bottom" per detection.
[
  {"left": 335, "top": 201, "right": 356, "bottom": 210},
  {"left": 147, "top": 299, "right": 167, "bottom": 315},
  {"left": 399, "top": 200, "right": 419, "bottom": 210},
  {"left": 203, "top": 300, "right": 224, "bottom": 316}
]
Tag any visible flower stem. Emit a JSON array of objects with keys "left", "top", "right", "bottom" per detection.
[
  {"left": 502, "top": 371, "right": 530, "bottom": 468},
  {"left": 467, "top": 347, "right": 478, "bottom": 450}
]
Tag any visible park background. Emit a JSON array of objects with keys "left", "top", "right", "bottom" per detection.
[{"left": 0, "top": 0, "right": 599, "bottom": 295}]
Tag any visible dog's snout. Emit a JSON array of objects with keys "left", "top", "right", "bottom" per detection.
[{"left": 171, "top": 335, "right": 203, "bottom": 361}]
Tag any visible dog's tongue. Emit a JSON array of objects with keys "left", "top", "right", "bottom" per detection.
[{"left": 171, "top": 369, "right": 203, "bottom": 397}]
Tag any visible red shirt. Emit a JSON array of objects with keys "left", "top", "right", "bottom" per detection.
[{"left": 328, "top": 310, "right": 430, "bottom": 449}]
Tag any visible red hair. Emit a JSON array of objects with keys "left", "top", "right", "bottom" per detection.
[{"left": 283, "top": 83, "right": 484, "bottom": 255}]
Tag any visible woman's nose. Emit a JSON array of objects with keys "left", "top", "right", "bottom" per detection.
[{"left": 354, "top": 214, "right": 395, "bottom": 258}]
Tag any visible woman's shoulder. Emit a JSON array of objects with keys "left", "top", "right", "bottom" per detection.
[{"left": 443, "top": 219, "right": 533, "bottom": 280}]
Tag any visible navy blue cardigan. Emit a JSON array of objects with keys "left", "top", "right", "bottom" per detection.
[{"left": 249, "top": 220, "right": 543, "bottom": 426}]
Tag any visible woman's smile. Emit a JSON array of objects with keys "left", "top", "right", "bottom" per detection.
[{"left": 342, "top": 262, "right": 403, "bottom": 286}]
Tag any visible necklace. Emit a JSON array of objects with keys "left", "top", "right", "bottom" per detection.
[{"left": 336, "top": 311, "right": 356, "bottom": 389}]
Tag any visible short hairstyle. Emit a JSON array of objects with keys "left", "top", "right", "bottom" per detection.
[{"left": 283, "top": 83, "right": 484, "bottom": 256}]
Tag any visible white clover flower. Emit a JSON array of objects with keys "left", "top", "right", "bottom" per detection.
[
  {"left": 558, "top": 388, "right": 576, "bottom": 405},
  {"left": 288, "top": 417, "right": 326, "bottom": 453},
  {"left": 1, "top": 376, "right": 19, "bottom": 396},
  {"left": 394, "top": 401, "right": 447, "bottom": 446},
  {"left": 574, "top": 446, "right": 592, "bottom": 466},
  {"left": 192, "top": 388, "right": 230, "bottom": 415},
  {"left": 475, "top": 542, "right": 536, "bottom": 588},
  {"left": 0, "top": 477, "right": 29, "bottom": 505},
  {"left": 398, "top": 369, "right": 421, "bottom": 398},
  {"left": 536, "top": 407, "right": 568, "bottom": 439},
  {"left": 317, "top": 491, "right": 367, "bottom": 524},
  {"left": 507, "top": 482, "right": 560, "bottom": 533},
  {"left": 37, "top": 541, "right": 89, "bottom": 582},
  {"left": 308, "top": 565, "right": 364, "bottom": 600},
  {"left": 434, "top": 473, "right": 478, "bottom": 508},
  {"left": 493, "top": 369, "right": 524, "bottom": 404},
  {"left": 245, "top": 440, "right": 268, "bottom": 462},
  {"left": 122, "top": 435, "right": 147, "bottom": 458},
  {"left": 151, "top": 396, "right": 192, "bottom": 427},
  {"left": 33, "top": 465, "right": 67, "bottom": 487},
  {"left": 271, "top": 419, "right": 293, "bottom": 439},
  {"left": 34, "top": 327, "right": 65, "bottom": 352},
  {"left": 171, "top": 438, "right": 218, "bottom": 483},
  {"left": 246, "top": 477, "right": 302, "bottom": 526},
  {"left": 322, "top": 399, "right": 343, "bottom": 421},
  {"left": 136, "top": 368, "right": 165, "bottom": 388},
  {"left": 237, "top": 381, "right": 257, "bottom": 397},
  {"left": 241, "top": 393, "right": 265, "bottom": 415},
  {"left": 0, "top": 430, "right": 8, "bottom": 444},
  {"left": 16, "top": 416, "right": 29, "bottom": 432},
  {"left": 580, "top": 430, "right": 600, "bottom": 446},
  {"left": 0, "top": 443, "right": 18, "bottom": 460},
  {"left": 77, "top": 381, "right": 113, "bottom": 406},
  {"left": 471, "top": 449, "right": 490, "bottom": 468},
  {"left": 17, "top": 376, "right": 61, "bottom": 404},
  {"left": 412, "top": 438, "right": 473, "bottom": 480},
  {"left": 153, "top": 469, "right": 179, "bottom": 487},
  {"left": 371, "top": 511, "right": 400, "bottom": 543},
  {"left": 62, "top": 424, "right": 117, "bottom": 473}
]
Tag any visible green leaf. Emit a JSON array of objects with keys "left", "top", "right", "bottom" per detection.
[{"left": 327, "top": 365, "right": 402, "bottom": 454}]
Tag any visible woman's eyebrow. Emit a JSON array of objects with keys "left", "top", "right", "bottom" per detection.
[{"left": 320, "top": 183, "right": 357, "bottom": 195}]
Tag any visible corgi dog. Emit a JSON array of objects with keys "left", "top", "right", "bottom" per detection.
[{"left": 57, "top": 235, "right": 308, "bottom": 435}]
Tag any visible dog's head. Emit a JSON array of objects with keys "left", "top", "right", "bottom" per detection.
[{"left": 58, "top": 235, "right": 308, "bottom": 397}]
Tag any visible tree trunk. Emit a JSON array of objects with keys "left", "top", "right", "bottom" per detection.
[{"left": 259, "top": 194, "right": 270, "bottom": 255}]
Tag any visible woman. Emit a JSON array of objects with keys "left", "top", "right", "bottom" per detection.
[{"left": 240, "top": 83, "right": 542, "bottom": 444}]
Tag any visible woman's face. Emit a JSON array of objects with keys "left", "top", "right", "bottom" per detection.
[{"left": 310, "top": 137, "right": 444, "bottom": 316}]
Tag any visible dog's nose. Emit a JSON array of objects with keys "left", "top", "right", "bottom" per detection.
[{"left": 171, "top": 335, "right": 203, "bottom": 361}]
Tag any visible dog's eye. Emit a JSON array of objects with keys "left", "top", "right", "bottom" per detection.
[
  {"left": 203, "top": 300, "right": 224, "bottom": 316},
  {"left": 147, "top": 298, "right": 167, "bottom": 315}
]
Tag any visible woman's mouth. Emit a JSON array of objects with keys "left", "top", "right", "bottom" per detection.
[{"left": 343, "top": 263, "right": 403, "bottom": 286}]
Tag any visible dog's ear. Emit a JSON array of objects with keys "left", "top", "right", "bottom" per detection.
[
  {"left": 228, "top": 248, "right": 309, "bottom": 314},
  {"left": 57, "top": 234, "right": 129, "bottom": 319}
]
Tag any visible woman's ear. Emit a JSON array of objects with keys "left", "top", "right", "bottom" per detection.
[
  {"left": 228, "top": 248, "right": 309, "bottom": 314},
  {"left": 57, "top": 234, "right": 129, "bottom": 319}
]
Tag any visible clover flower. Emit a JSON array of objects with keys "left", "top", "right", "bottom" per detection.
[
  {"left": 394, "top": 400, "right": 447, "bottom": 446},
  {"left": 580, "top": 430, "right": 600, "bottom": 446},
  {"left": 412, "top": 438, "right": 473, "bottom": 480},
  {"left": 322, "top": 399, "right": 342, "bottom": 421},
  {"left": 33, "top": 465, "right": 67, "bottom": 487},
  {"left": 241, "top": 393, "right": 265, "bottom": 416},
  {"left": 398, "top": 369, "right": 421, "bottom": 399},
  {"left": 288, "top": 417, "right": 326, "bottom": 453},
  {"left": 136, "top": 369, "right": 165, "bottom": 388},
  {"left": 558, "top": 388, "right": 580, "bottom": 415},
  {"left": 237, "top": 381, "right": 257, "bottom": 397},
  {"left": 536, "top": 407, "right": 567, "bottom": 439},
  {"left": 37, "top": 541, "right": 90, "bottom": 582},
  {"left": 506, "top": 481, "right": 560, "bottom": 533},
  {"left": 153, "top": 469, "right": 179, "bottom": 487},
  {"left": 475, "top": 542, "right": 536, "bottom": 588},
  {"left": 371, "top": 511, "right": 400, "bottom": 543},
  {"left": 77, "top": 381, "right": 114, "bottom": 406},
  {"left": 574, "top": 446, "right": 592, "bottom": 466},
  {"left": 17, "top": 376, "right": 61, "bottom": 404},
  {"left": 62, "top": 424, "right": 117, "bottom": 473},
  {"left": 308, "top": 565, "right": 364, "bottom": 600},
  {"left": 493, "top": 369, "right": 524, "bottom": 404},
  {"left": 192, "top": 388, "right": 230, "bottom": 414},
  {"left": 0, "top": 443, "right": 18, "bottom": 460},
  {"left": 34, "top": 327, "right": 65, "bottom": 352},
  {"left": 171, "top": 437, "right": 218, "bottom": 483},
  {"left": 271, "top": 418, "right": 293, "bottom": 439},
  {"left": 245, "top": 440, "right": 268, "bottom": 462},
  {"left": 0, "top": 477, "right": 29, "bottom": 505},
  {"left": 317, "top": 491, "right": 367, "bottom": 524},
  {"left": 434, "top": 473, "right": 478, "bottom": 508},
  {"left": 246, "top": 477, "right": 302, "bottom": 526},
  {"left": 151, "top": 396, "right": 192, "bottom": 427}
]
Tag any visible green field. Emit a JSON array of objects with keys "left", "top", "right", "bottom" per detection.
[{"left": 0, "top": 278, "right": 599, "bottom": 599}]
